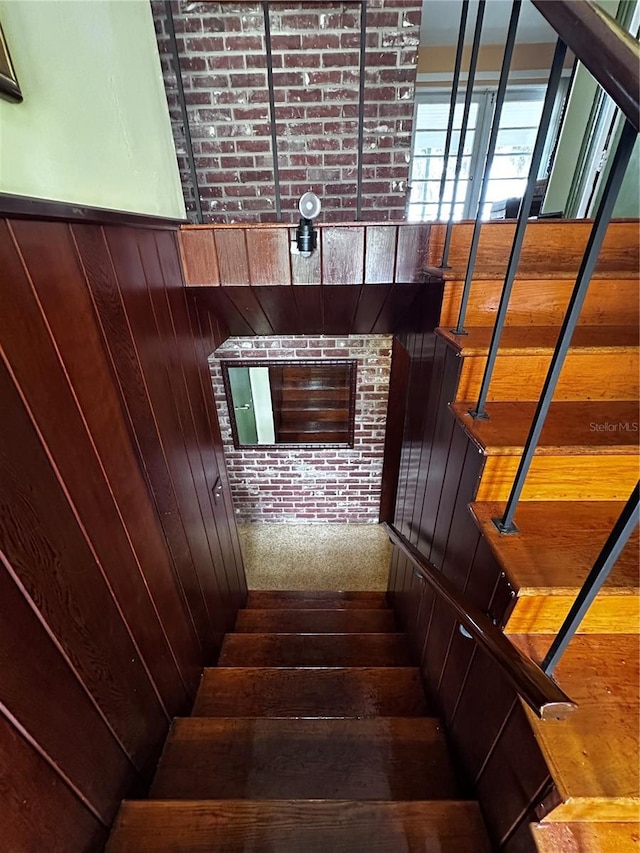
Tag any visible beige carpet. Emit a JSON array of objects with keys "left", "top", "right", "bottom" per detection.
[{"left": 237, "top": 523, "right": 392, "bottom": 591}]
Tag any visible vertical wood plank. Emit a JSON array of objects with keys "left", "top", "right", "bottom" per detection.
[
  {"left": 395, "top": 224, "right": 432, "bottom": 283},
  {"left": 0, "top": 714, "right": 108, "bottom": 852},
  {"left": 75, "top": 226, "right": 211, "bottom": 657},
  {"left": 155, "top": 231, "right": 245, "bottom": 609},
  {"left": 365, "top": 225, "right": 397, "bottom": 283},
  {"left": 247, "top": 228, "right": 292, "bottom": 285},
  {"left": 0, "top": 357, "right": 167, "bottom": 772},
  {"left": 214, "top": 230, "right": 250, "bottom": 285},
  {"left": 0, "top": 551, "right": 137, "bottom": 823},
  {"left": 11, "top": 220, "right": 197, "bottom": 711},
  {"left": 135, "top": 229, "right": 233, "bottom": 633},
  {"left": 379, "top": 338, "right": 410, "bottom": 523},
  {"left": 103, "top": 226, "right": 226, "bottom": 654},
  {"left": 290, "top": 227, "right": 322, "bottom": 284},
  {"left": 321, "top": 226, "right": 365, "bottom": 284},
  {"left": 178, "top": 229, "right": 220, "bottom": 286},
  {"left": 186, "top": 293, "right": 247, "bottom": 601}
]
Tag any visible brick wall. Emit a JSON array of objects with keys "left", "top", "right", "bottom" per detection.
[
  {"left": 152, "top": 1, "right": 421, "bottom": 223},
  {"left": 210, "top": 335, "right": 392, "bottom": 521}
]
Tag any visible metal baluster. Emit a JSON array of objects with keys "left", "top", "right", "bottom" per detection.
[
  {"left": 469, "top": 38, "right": 567, "bottom": 419},
  {"left": 262, "top": 0, "right": 282, "bottom": 221},
  {"left": 164, "top": 0, "right": 203, "bottom": 224},
  {"left": 356, "top": 0, "right": 367, "bottom": 221},
  {"left": 494, "top": 117, "right": 637, "bottom": 534},
  {"left": 541, "top": 483, "right": 640, "bottom": 675},
  {"left": 453, "top": 0, "right": 522, "bottom": 335},
  {"left": 440, "top": 0, "right": 486, "bottom": 268},
  {"left": 436, "top": 0, "right": 470, "bottom": 221}
]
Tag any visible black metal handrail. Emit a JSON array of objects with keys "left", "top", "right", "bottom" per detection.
[
  {"left": 531, "top": 0, "right": 640, "bottom": 132},
  {"left": 384, "top": 523, "right": 576, "bottom": 720}
]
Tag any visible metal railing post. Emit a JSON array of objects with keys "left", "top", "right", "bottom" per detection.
[
  {"left": 468, "top": 38, "right": 567, "bottom": 419},
  {"left": 440, "top": 0, "right": 486, "bottom": 269},
  {"left": 164, "top": 0, "right": 204, "bottom": 224},
  {"left": 541, "top": 483, "right": 640, "bottom": 675},
  {"left": 262, "top": 0, "right": 283, "bottom": 221},
  {"left": 494, "top": 117, "right": 637, "bottom": 534},
  {"left": 452, "top": 0, "right": 522, "bottom": 335},
  {"left": 436, "top": 1, "right": 470, "bottom": 222}
]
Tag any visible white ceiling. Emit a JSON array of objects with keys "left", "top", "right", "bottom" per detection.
[{"left": 420, "top": 0, "right": 557, "bottom": 47}]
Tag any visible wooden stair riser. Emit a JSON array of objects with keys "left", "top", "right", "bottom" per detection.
[
  {"left": 218, "top": 633, "right": 414, "bottom": 667},
  {"left": 234, "top": 608, "right": 397, "bottom": 634},
  {"left": 150, "top": 718, "right": 458, "bottom": 801},
  {"left": 505, "top": 596, "right": 640, "bottom": 635},
  {"left": 193, "top": 668, "right": 429, "bottom": 717},
  {"left": 440, "top": 278, "right": 640, "bottom": 329},
  {"left": 245, "top": 590, "right": 389, "bottom": 609},
  {"left": 531, "top": 821, "right": 640, "bottom": 853},
  {"left": 478, "top": 455, "right": 639, "bottom": 502},
  {"left": 457, "top": 350, "right": 639, "bottom": 402},
  {"left": 107, "top": 800, "right": 493, "bottom": 853},
  {"left": 429, "top": 221, "right": 639, "bottom": 283}
]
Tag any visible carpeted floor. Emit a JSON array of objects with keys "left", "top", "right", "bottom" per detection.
[{"left": 237, "top": 523, "right": 392, "bottom": 591}]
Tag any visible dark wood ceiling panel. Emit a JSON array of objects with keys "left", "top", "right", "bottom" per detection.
[
  {"left": 321, "top": 285, "right": 363, "bottom": 335},
  {"left": 223, "top": 287, "right": 274, "bottom": 335},
  {"left": 292, "top": 284, "right": 324, "bottom": 335},
  {"left": 352, "top": 284, "right": 393, "bottom": 334},
  {"left": 254, "top": 285, "right": 302, "bottom": 335}
]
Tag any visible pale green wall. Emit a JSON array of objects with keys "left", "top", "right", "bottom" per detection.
[{"left": 0, "top": 0, "right": 185, "bottom": 218}]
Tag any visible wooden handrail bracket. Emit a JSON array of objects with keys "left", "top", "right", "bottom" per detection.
[{"left": 384, "top": 523, "right": 577, "bottom": 721}]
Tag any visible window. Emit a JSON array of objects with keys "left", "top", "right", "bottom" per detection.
[{"left": 408, "top": 87, "right": 555, "bottom": 222}]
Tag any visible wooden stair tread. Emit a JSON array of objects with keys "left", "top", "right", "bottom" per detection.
[
  {"left": 511, "top": 634, "right": 639, "bottom": 820},
  {"left": 530, "top": 821, "right": 640, "bottom": 853},
  {"left": 471, "top": 501, "right": 639, "bottom": 633},
  {"left": 218, "top": 633, "right": 413, "bottom": 667},
  {"left": 234, "top": 608, "right": 397, "bottom": 634},
  {"left": 437, "top": 324, "right": 640, "bottom": 356},
  {"left": 149, "top": 717, "right": 459, "bottom": 801},
  {"left": 471, "top": 501, "right": 639, "bottom": 594},
  {"left": 193, "top": 667, "right": 430, "bottom": 717},
  {"left": 106, "top": 800, "right": 492, "bottom": 853},
  {"left": 246, "top": 590, "right": 389, "bottom": 609},
  {"left": 451, "top": 400, "right": 640, "bottom": 455}
]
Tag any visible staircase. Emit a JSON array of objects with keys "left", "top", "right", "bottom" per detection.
[
  {"left": 429, "top": 240, "right": 640, "bottom": 850},
  {"left": 106, "top": 590, "right": 493, "bottom": 852}
]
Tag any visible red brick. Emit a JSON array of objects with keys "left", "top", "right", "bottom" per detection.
[
  {"left": 186, "top": 36, "right": 224, "bottom": 52},
  {"left": 224, "top": 35, "right": 263, "bottom": 51}
]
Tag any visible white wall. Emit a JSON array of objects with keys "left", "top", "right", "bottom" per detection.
[{"left": 0, "top": 0, "right": 185, "bottom": 218}]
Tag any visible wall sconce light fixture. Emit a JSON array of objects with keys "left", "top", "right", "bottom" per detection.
[{"left": 293, "top": 192, "right": 321, "bottom": 257}]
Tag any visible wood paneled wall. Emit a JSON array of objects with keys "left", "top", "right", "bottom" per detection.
[
  {"left": 388, "top": 333, "right": 556, "bottom": 850},
  {"left": 0, "top": 217, "right": 245, "bottom": 850},
  {"left": 179, "top": 223, "right": 433, "bottom": 286},
  {"left": 180, "top": 223, "right": 444, "bottom": 338}
]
